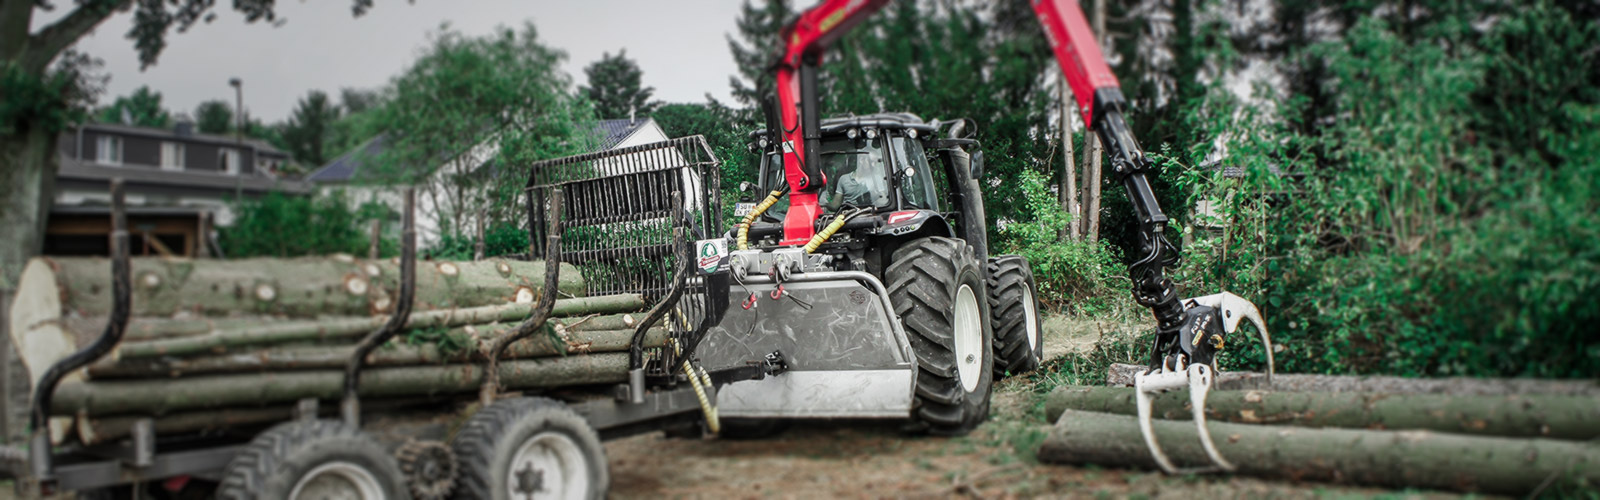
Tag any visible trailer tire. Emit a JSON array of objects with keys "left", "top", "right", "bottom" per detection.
[
  {"left": 987, "top": 255, "right": 1044, "bottom": 377},
  {"left": 886, "top": 237, "right": 994, "bottom": 435},
  {"left": 217, "top": 419, "right": 410, "bottom": 500},
  {"left": 451, "top": 397, "right": 608, "bottom": 500}
]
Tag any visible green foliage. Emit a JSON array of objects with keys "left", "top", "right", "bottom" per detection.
[
  {"left": 195, "top": 100, "right": 233, "bottom": 135},
  {"left": 580, "top": 50, "right": 657, "bottom": 120},
  {"left": 428, "top": 223, "right": 530, "bottom": 261},
  {"left": 94, "top": 85, "right": 170, "bottom": 127},
  {"left": 221, "top": 191, "right": 393, "bottom": 258},
  {"left": 402, "top": 325, "right": 472, "bottom": 359},
  {"left": 1179, "top": 10, "right": 1600, "bottom": 378},
  {"left": 651, "top": 101, "right": 753, "bottom": 222},
  {"left": 0, "top": 53, "right": 100, "bottom": 136},
  {"left": 369, "top": 22, "right": 599, "bottom": 229},
  {"left": 283, "top": 90, "right": 341, "bottom": 167},
  {"left": 993, "top": 170, "right": 1122, "bottom": 314}
]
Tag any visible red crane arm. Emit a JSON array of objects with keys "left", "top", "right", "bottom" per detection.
[
  {"left": 773, "top": 0, "right": 892, "bottom": 245},
  {"left": 1031, "top": 0, "right": 1120, "bottom": 127}
]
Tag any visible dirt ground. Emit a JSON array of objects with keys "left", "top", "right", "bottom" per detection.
[{"left": 604, "top": 314, "right": 1472, "bottom": 499}]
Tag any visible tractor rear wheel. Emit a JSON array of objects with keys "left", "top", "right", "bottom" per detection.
[
  {"left": 987, "top": 255, "right": 1044, "bottom": 377},
  {"left": 886, "top": 237, "right": 994, "bottom": 435}
]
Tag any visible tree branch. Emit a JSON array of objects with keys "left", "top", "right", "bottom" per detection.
[{"left": 23, "top": 0, "right": 127, "bottom": 72}]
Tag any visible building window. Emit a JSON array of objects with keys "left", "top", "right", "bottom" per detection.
[
  {"left": 95, "top": 136, "right": 122, "bottom": 165},
  {"left": 219, "top": 148, "right": 240, "bottom": 174},
  {"left": 161, "top": 142, "right": 185, "bottom": 171}
]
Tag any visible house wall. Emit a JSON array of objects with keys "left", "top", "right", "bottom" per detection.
[{"left": 72, "top": 129, "right": 259, "bottom": 176}]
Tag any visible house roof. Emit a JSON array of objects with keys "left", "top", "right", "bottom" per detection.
[
  {"left": 309, "top": 119, "right": 656, "bottom": 184},
  {"left": 82, "top": 122, "right": 289, "bottom": 157}
]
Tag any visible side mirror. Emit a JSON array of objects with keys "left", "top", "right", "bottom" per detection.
[{"left": 970, "top": 150, "right": 985, "bottom": 180}]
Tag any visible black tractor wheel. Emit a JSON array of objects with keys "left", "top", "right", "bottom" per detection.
[
  {"left": 217, "top": 419, "right": 411, "bottom": 500},
  {"left": 885, "top": 236, "right": 994, "bottom": 435},
  {"left": 451, "top": 397, "right": 608, "bottom": 500},
  {"left": 988, "top": 255, "right": 1044, "bottom": 377}
]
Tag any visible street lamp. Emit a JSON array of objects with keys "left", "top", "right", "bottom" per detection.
[{"left": 228, "top": 77, "right": 243, "bottom": 143}]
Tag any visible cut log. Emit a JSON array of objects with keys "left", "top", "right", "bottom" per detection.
[
  {"left": 1106, "top": 363, "right": 1600, "bottom": 397},
  {"left": 35, "top": 256, "right": 587, "bottom": 319},
  {"left": 88, "top": 327, "right": 668, "bottom": 378},
  {"left": 1039, "top": 409, "right": 1600, "bottom": 495},
  {"left": 107, "top": 294, "right": 647, "bottom": 359},
  {"left": 52, "top": 352, "right": 629, "bottom": 416},
  {"left": 1045, "top": 386, "right": 1600, "bottom": 440}
]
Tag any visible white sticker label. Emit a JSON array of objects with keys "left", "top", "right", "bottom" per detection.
[
  {"left": 695, "top": 238, "right": 728, "bottom": 274},
  {"left": 733, "top": 202, "right": 756, "bottom": 217}
]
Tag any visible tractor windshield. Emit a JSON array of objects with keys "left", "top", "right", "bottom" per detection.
[{"left": 757, "top": 135, "right": 896, "bottom": 219}]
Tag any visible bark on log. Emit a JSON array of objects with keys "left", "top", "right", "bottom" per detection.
[
  {"left": 36, "top": 256, "right": 586, "bottom": 319},
  {"left": 1045, "top": 386, "right": 1600, "bottom": 440},
  {"left": 107, "top": 294, "right": 647, "bottom": 359},
  {"left": 1106, "top": 363, "right": 1600, "bottom": 397},
  {"left": 52, "top": 352, "right": 629, "bottom": 416},
  {"left": 1039, "top": 409, "right": 1600, "bottom": 495},
  {"left": 87, "top": 310, "right": 641, "bottom": 344},
  {"left": 88, "top": 327, "right": 668, "bottom": 378}
]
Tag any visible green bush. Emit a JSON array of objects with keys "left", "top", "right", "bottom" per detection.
[
  {"left": 428, "top": 223, "right": 530, "bottom": 261},
  {"left": 993, "top": 169, "right": 1124, "bottom": 315},
  {"left": 1175, "top": 12, "right": 1600, "bottom": 377},
  {"left": 222, "top": 191, "right": 395, "bottom": 258}
]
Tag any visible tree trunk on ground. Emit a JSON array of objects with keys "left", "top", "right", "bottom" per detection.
[
  {"left": 101, "top": 293, "right": 646, "bottom": 359},
  {"left": 88, "top": 326, "right": 668, "bottom": 378},
  {"left": 34, "top": 256, "right": 587, "bottom": 319},
  {"left": 1045, "top": 386, "right": 1600, "bottom": 440},
  {"left": 1105, "top": 363, "right": 1600, "bottom": 397},
  {"left": 1059, "top": 73, "right": 1079, "bottom": 242},
  {"left": 53, "top": 352, "right": 629, "bottom": 416},
  {"left": 1039, "top": 409, "right": 1600, "bottom": 495}
]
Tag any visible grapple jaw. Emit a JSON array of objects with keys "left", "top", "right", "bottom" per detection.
[{"left": 1133, "top": 290, "right": 1275, "bottom": 475}]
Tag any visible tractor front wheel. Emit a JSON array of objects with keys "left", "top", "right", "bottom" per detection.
[
  {"left": 987, "top": 255, "right": 1044, "bottom": 377},
  {"left": 886, "top": 237, "right": 994, "bottom": 435}
]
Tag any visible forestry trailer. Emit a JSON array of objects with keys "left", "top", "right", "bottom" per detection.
[{"left": 693, "top": 0, "right": 1275, "bottom": 471}]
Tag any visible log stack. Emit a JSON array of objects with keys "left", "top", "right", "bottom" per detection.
[
  {"left": 1037, "top": 367, "right": 1600, "bottom": 495},
  {"left": 6, "top": 255, "right": 659, "bottom": 446}
]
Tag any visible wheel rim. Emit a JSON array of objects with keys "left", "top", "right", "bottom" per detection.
[
  {"left": 1022, "top": 285, "right": 1040, "bottom": 354},
  {"left": 288, "top": 462, "right": 386, "bottom": 500},
  {"left": 954, "top": 284, "right": 983, "bottom": 393},
  {"left": 507, "top": 431, "right": 590, "bottom": 500}
]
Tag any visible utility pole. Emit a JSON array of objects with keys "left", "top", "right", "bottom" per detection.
[
  {"left": 228, "top": 78, "right": 243, "bottom": 143},
  {"left": 1081, "top": 0, "right": 1106, "bottom": 243},
  {"left": 1059, "top": 73, "right": 1079, "bottom": 242}
]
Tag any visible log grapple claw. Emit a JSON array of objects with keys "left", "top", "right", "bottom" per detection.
[{"left": 1134, "top": 362, "right": 1235, "bottom": 474}]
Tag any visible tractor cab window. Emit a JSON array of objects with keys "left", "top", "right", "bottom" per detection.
[
  {"left": 893, "top": 136, "right": 938, "bottom": 212},
  {"left": 819, "top": 136, "right": 890, "bottom": 211}
]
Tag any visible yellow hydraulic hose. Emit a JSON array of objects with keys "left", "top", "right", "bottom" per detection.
[
  {"left": 803, "top": 211, "right": 852, "bottom": 254},
  {"left": 736, "top": 188, "right": 787, "bottom": 250}
]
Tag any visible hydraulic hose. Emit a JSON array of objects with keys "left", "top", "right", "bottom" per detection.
[
  {"left": 736, "top": 186, "right": 789, "bottom": 250},
  {"left": 803, "top": 207, "right": 867, "bottom": 254}
]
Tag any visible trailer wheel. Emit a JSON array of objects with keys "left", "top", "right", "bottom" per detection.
[
  {"left": 886, "top": 237, "right": 994, "bottom": 435},
  {"left": 217, "top": 419, "right": 410, "bottom": 500},
  {"left": 987, "top": 255, "right": 1044, "bottom": 377},
  {"left": 452, "top": 397, "right": 607, "bottom": 500}
]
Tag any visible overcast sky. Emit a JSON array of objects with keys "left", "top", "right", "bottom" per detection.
[{"left": 42, "top": 0, "right": 748, "bottom": 123}]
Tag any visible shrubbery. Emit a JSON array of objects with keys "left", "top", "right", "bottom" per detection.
[
  {"left": 992, "top": 169, "right": 1124, "bottom": 315},
  {"left": 221, "top": 191, "right": 395, "bottom": 258},
  {"left": 1174, "top": 11, "right": 1600, "bottom": 377}
]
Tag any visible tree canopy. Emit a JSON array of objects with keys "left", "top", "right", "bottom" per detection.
[
  {"left": 194, "top": 100, "right": 233, "bottom": 134},
  {"left": 580, "top": 49, "right": 657, "bottom": 120},
  {"left": 95, "top": 85, "right": 170, "bottom": 127},
  {"left": 283, "top": 90, "right": 341, "bottom": 167}
]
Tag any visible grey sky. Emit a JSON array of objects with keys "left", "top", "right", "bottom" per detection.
[{"left": 46, "top": 1, "right": 748, "bottom": 123}]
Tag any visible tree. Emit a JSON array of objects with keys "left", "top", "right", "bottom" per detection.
[
  {"left": 95, "top": 85, "right": 170, "bottom": 127},
  {"left": 725, "top": 0, "right": 793, "bottom": 112},
  {"left": 579, "top": 49, "right": 656, "bottom": 120},
  {"left": 339, "top": 87, "right": 381, "bottom": 114},
  {"left": 282, "top": 90, "right": 341, "bottom": 167},
  {"left": 194, "top": 99, "right": 233, "bottom": 134},
  {"left": 652, "top": 102, "right": 752, "bottom": 190},
  {"left": 0, "top": 0, "right": 376, "bottom": 289},
  {"left": 368, "top": 22, "right": 598, "bottom": 242}
]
